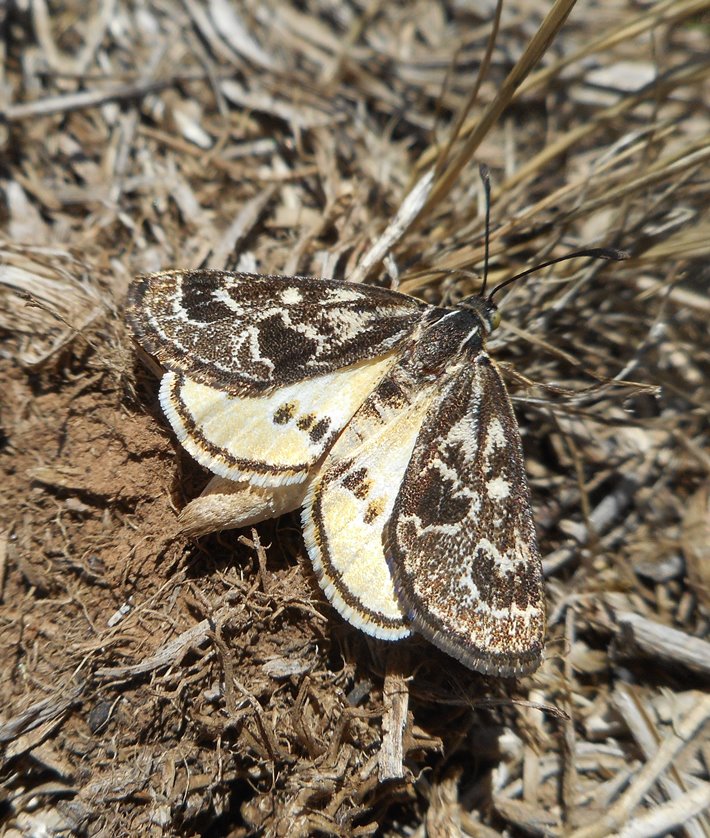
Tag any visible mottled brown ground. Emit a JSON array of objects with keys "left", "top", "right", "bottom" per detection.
[{"left": 1, "top": 1, "right": 709, "bottom": 836}]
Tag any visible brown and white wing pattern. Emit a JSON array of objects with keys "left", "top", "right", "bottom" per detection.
[
  {"left": 128, "top": 270, "right": 431, "bottom": 485},
  {"left": 128, "top": 266, "right": 548, "bottom": 676},
  {"left": 127, "top": 270, "right": 428, "bottom": 395},
  {"left": 386, "top": 353, "right": 545, "bottom": 677}
]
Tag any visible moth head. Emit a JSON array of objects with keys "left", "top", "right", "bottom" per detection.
[{"left": 457, "top": 295, "right": 499, "bottom": 335}]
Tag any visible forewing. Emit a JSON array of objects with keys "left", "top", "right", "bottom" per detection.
[
  {"left": 159, "top": 348, "right": 399, "bottom": 486},
  {"left": 386, "top": 355, "right": 545, "bottom": 676},
  {"left": 128, "top": 270, "right": 428, "bottom": 395},
  {"left": 302, "top": 350, "right": 442, "bottom": 640}
]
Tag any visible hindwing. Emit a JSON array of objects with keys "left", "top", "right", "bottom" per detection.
[
  {"left": 159, "top": 351, "right": 399, "bottom": 486},
  {"left": 385, "top": 354, "right": 545, "bottom": 677},
  {"left": 302, "top": 342, "right": 443, "bottom": 639}
]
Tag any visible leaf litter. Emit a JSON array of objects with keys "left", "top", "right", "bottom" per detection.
[{"left": 0, "top": 1, "right": 708, "bottom": 835}]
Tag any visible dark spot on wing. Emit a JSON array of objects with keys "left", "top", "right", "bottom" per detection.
[
  {"left": 377, "top": 377, "right": 404, "bottom": 406},
  {"left": 364, "top": 499, "right": 384, "bottom": 525},
  {"left": 468, "top": 549, "right": 518, "bottom": 611},
  {"left": 297, "top": 413, "right": 316, "bottom": 431},
  {"left": 342, "top": 467, "right": 371, "bottom": 500},
  {"left": 413, "top": 467, "right": 471, "bottom": 527},
  {"left": 273, "top": 402, "right": 296, "bottom": 424},
  {"left": 179, "top": 275, "right": 234, "bottom": 323},
  {"left": 258, "top": 314, "right": 319, "bottom": 369},
  {"left": 309, "top": 417, "right": 331, "bottom": 443}
]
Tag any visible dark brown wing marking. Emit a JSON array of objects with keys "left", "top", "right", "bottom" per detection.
[
  {"left": 386, "top": 354, "right": 545, "bottom": 677},
  {"left": 127, "top": 270, "right": 429, "bottom": 395}
]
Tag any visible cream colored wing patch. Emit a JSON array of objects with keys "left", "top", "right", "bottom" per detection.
[
  {"left": 159, "top": 352, "right": 397, "bottom": 487},
  {"left": 302, "top": 364, "right": 441, "bottom": 640}
]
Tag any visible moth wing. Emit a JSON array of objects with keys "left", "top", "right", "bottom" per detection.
[
  {"left": 128, "top": 270, "right": 428, "bottom": 395},
  {"left": 302, "top": 356, "right": 444, "bottom": 640},
  {"left": 386, "top": 355, "right": 545, "bottom": 676},
  {"left": 159, "top": 347, "right": 399, "bottom": 486}
]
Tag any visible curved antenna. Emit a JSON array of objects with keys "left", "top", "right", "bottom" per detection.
[
  {"left": 479, "top": 164, "right": 492, "bottom": 297},
  {"left": 488, "top": 248, "right": 629, "bottom": 303}
]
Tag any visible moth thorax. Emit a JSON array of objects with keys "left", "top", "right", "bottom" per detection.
[{"left": 413, "top": 309, "right": 485, "bottom": 374}]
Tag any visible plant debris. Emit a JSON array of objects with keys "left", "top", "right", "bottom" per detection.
[{"left": 1, "top": 1, "right": 708, "bottom": 835}]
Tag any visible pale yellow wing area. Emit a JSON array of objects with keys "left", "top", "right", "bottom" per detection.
[
  {"left": 159, "top": 352, "right": 397, "bottom": 487},
  {"left": 302, "top": 364, "right": 441, "bottom": 640}
]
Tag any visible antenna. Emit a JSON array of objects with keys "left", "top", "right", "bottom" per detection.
[
  {"left": 479, "top": 164, "right": 492, "bottom": 297},
  {"left": 488, "top": 248, "right": 629, "bottom": 303}
]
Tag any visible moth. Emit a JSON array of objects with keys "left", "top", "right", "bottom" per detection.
[{"left": 127, "top": 269, "right": 545, "bottom": 677}]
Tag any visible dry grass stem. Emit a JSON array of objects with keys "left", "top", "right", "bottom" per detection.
[{"left": 1, "top": 0, "right": 707, "bottom": 834}]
